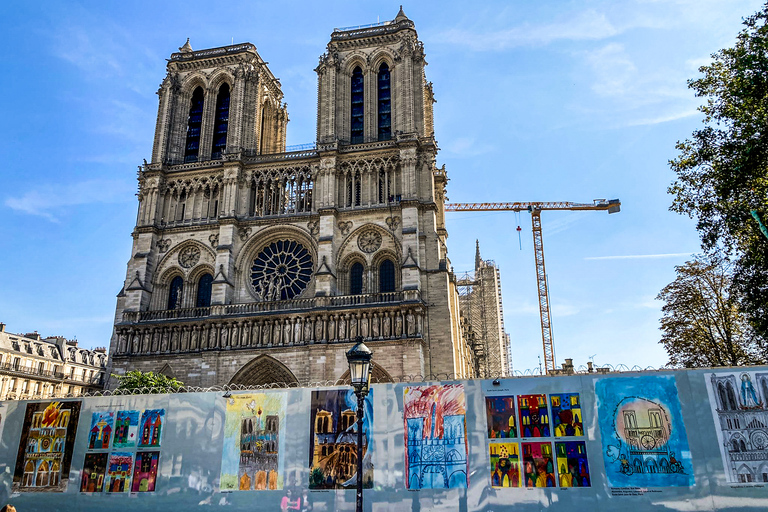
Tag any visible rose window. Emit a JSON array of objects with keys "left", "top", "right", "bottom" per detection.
[{"left": 250, "top": 240, "right": 313, "bottom": 301}]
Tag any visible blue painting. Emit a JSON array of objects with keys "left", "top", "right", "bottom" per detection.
[
  {"left": 88, "top": 411, "right": 114, "bottom": 450},
  {"left": 137, "top": 409, "right": 164, "bottom": 448},
  {"left": 595, "top": 376, "right": 694, "bottom": 487},
  {"left": 113, "top": 410, "right": 139, "bottom": 448}
]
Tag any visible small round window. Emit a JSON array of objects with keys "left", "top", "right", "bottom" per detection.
[{"left": 251, "top": 240, "right": 313, "bottom": 301}]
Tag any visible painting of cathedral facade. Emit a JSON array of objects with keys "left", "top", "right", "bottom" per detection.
[
  {"left": 518, "top": 394, "right": 550, "bottom": 437},
  {"left": 596, "top": 376, "right": 694, "bottom": 487},
  {"left": 88, "top": 411, "right": 114, "bottom": 450},
  {"left": 220, "top": 392, "right": 286, "bottom": 491},
  {"left": 555, "top": 441, "right": 590, "bottom": 487},
  {"left": 706, "top": 370, "right": 768, "bottom": 483},
  {"left": 308, "top": 389, "right": 373, "bottom": 489},
  {"left": 137, "top": 409, "right": 164, "bottom": 448},
  {"left": 13, "top": 400, "right": 81, "bottom": 492},
  {"left": 113, "top": 410, "right": 139, "bottom": 448},
  {"left": 105, "top": 452, "right": 133, "bottom": 492},
  {"left": 522, "top": 442, "right": 555, "bottom": 487},
  {"left": 404, "top": 384, "right": 468, "bottom": 489},
  {"left": 131, "top": 451, "right": 159, "bottom": 492},
  {"left": 489, "top": 442, "right": 521, "bottom": 487},
  {"left": 551, "top": 393, "right": 583, "bottom": 437},
  {"left": 80, "top": 452, "right": 108, "bottom": 492},
  {"left": 486, "top": 396, "right": 517, "bottom": 438}
]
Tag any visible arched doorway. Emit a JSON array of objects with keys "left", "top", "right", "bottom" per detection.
[{"left": 228, "top": 355, "right": 299, "bottom": 386}]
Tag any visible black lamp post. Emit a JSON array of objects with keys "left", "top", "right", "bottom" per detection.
[{"left": 346, "top": 336, "right": 372, "bottom": 512}]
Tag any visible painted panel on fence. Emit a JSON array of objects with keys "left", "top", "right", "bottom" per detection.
[
  {"left": 489, "top": 442, "right": 521, "bottom": 487},
  {"left": 12, "top": 400, "right": 81, "bottom": 492},
  {"left": 486, "top": 396, "right": 517, "bottom": 439},
  {"left": 522, "top": 441, "right": 555, "bottom": 487},
  {"left": 137, "top": 409, "right": 165, "bottom": 448},
  {"left": 705, "top": 370, "right": 768, "bottom": 483},
  {"left": 404, "top": 384, "right": 468, "bottom": 489},
  {"left": 105, "top": 452, "right": 133, "bottom": 493},
  {"left": 88, "top": 411, "right": 114, "bottom": 450},
  {"left": 113, "top": 410, "right": 140, "bottom": 448},
  {"left": 596, "top": 375, "right": 694, "bottom": 487},
  {"left": 220, "top": 392, "right": 286, "bottom": 491},
  {"left": 80, "top": 452, "right": 108, "bottom": 492},
  {"left": 551, "top": 393, "right": 583, "bottom": 437},
  {"left": 518, "top": 394, "right": 550, "bottom": 437},
  {"left": 132, "top": 451, "right": 159, "bottom": 492},
  {"left": 555, "top": 441, "right": 590, "bottom": 487},
  {"left": 308, "top": 388, "right": 373, "bottom": 489}
]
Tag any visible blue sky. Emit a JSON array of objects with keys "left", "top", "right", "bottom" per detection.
[{"left": 0, "top": 1, "right": 761, "bottom": 372}]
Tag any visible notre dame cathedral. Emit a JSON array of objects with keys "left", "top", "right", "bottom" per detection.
[{"left": 108, "top": 8, "right": 504, "bottom": 387}]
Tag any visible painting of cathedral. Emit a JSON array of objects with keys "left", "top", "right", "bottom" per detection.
[
  {"left": 88, "top": 411, "right": 114, "bottom": 450},
  {"left": 137, "top": 409, "right": 164, "bottom": 448},
  {"left": 80, "top": 452, "right": 108, "bottom": 492},
  {"left": 113, "top": 410, "right": 139, "bottom": 448},
  {"left": 596, "top": 375, "right": 694, "bottom": 487},
  {"left": 105, "top": 452, "right": 133, "bottom": 493},
  {"left": 518, "top": 394, "right": 550, "bottom": 437},
  {"left": 705, "top": 370, "right": 768, "bottom": 483},
  {"left": 522, "top": 441, "right": 555, "bottom": 487},
  {"left": 131, "top": 451, "right": 159, "bottom": 492},
  {"left": 13, "top": 400, "right": 81, "bottom": 492},
  {"left": 308, "top": 388, "right": 373, "bottom": 489},
  {"left": 551, "top": 393, "right": 583, "bottom": 437},
  {"left": 555, "top": 441, "right": 590, "bottom": 487},
  {"left": 220, "top": 392, "right": 286, "bottom": 491},
  {"left": 404, "top": 384, "right": 468, "bottom": 489},
  {"left": 486, "top": 396, "right": 517, "bottom": 438},
  {"left": 489, "top": 442, "right": 521, "bottom": 487}
]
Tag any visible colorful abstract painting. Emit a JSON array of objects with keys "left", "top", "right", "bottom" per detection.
[
  {"left": 404, "top": 384, "right": 468, "bottom": 489},
  {"left": 80, "top": 453, "right": 108, "bottom": 492},
  {"left": 88, "top": 411, "right": 114, "bottom": 450},
  {"left": 220, "top": 392, "right": 286, "bottom": 491},
  {"left": 132, "top": 451, "right": 159, "bottom": 492},
  {"left": 105, "top": 452, "right": 133, "bottom": 493},
  {"left": 486, "top": 396, "right": 517, "bottom": 438},
  {"left": 12, "top": 400, "right": 81, "bottom": 492},
  {"left": 705, "top": 370, "right": 768, "bottom": 483},
  {"left": 551, "top": 393, "right": 583, "bottom": 437},
  {"left": 113, "top": 410, "right": 140, "bottom": 448},
  {"left": 522, "top": 441, "right": 556, "bottom": 487},
  {"left": 596, "top": 375, "right": 694, "bottom": 487},
  {"left": 308, "top": 388, "right": 373, "bottom": 489},
  {"left": 489, "top": 442, "right": 521, "bottom": 487},
  {"left": 518, "top": 394, "right": 550, "bottom": 437},
  {"left": 137, "top": 409, "right": 164, "bottom": 448},
  {"left": 555, "top": 441, "right": 590, "bottom": 487}
]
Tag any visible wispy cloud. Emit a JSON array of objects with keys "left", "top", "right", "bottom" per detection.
[
  {"left": 5, "top": 179, "right": 134, "bottom": 221},
  {"left": 624, "top": 109, "right": 699, "bottom": 126},
  {"left": 585, "top": 252, "right": 695, "bottom": 260}
]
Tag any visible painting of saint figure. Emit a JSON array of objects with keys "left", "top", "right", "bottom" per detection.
[
  {"left": 486, "top": 396, "right": 517, "bottom": 438},
  {"left": 105, "top": 452, "right": 133, "bottom": 493},
  {"left": 518, "top": 394, "right": 550, "bottom": 437},
  {"left": 137, "top": 409, "right": 164, "bottom": 448},
  {"left": 404, "top": 384, "right": 468, "bottom": 489},
  {"left": 80, "top": 453, "right": 108, "bottom": 493},
  {"left": 489, "top": 442, "right": 521, "bottom": 487},
  {"left": 131, "top": 451, "right": 159, "bottom": 492},
  {"left": 550, "top": 393, "right": 583, "bottom": 437},
  {"left": 555, "top": 441, "right": 590, "bottom": 487},
  {"left": 113, "top": 410, "right": 139, "bottom": 448},
  {"left": 308, "top": 388, "right": 373, "bottom": 489},
  {"left": 522, "top": 442, "right": 555, "bottom": 487},
  {"left": 88, "top": 411, "right": 114, "bottom": 450}
]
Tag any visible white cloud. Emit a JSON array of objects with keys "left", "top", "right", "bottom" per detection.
[{"left": 585, "top": 252, "right": 695, "bottom": 260}]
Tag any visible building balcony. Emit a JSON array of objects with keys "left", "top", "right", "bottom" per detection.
[{"left": 0, "top": 362, "right": 104, "bottom": 387}]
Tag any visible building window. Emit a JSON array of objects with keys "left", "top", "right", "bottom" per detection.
[
  {"left": 37, "top": 362, "right": 44, "bottom": 374},
  {"left": 211, "top": 83, "right": 230, "bottom": 159},
  {"left": 184, "top": 87, "right": 204, "bottom": 163},
  {"left": 350, "top": 67, "right": 364, "bottom": 144},
  {"left": 196, "top": 273, "right": 213, "bottom": 308},
  {"left": 350, "top": 263, "right": 364, "bottom": 295},
  {"left": 168, "top": 276, "right": 184, "bottom": 310},
  {"left": 13, "top": 357, "right": 20, "bottom": 370},
  {"left": 377, "top": 63, "right": 391, "bottom": 141},
  {"left": 379, "top": 260, "right": 395, "bottom": 293}
]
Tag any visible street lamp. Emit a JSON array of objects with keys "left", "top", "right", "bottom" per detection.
[{"left": 346, "top": 336, "right": 372, "bottom": 512}]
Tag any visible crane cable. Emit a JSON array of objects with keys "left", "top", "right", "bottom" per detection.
[{"left": 515, "top": 211, "right": 522, "bottom": 250}]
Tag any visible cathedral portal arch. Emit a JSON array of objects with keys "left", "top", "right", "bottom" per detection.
[{"left": 229, "top": 354, "right": 299, "bottom": 387}]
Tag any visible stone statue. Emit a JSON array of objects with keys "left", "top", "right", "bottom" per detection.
[
  {"left": 220, "top": 326, "right": 228, "bottom": 348},
  {"left": 328, "top": 316, "right": 336, "bottom": 340},
  {"left": 293, "top": 319, "right": 301, "bottom": 343},
  {"left": 406, "top": 311, "right": 416, "bottom": 336},
  {"left": 395, "top": 314, "right": 403, "bottom": 337},
  {"left": 304, "top": 319, "right": 313, "bottom": 341},
  {"left": 315, "top": 318, "right": 324, "bottom": 340},
  {"left": 338, "top": 316, "right": 347, "bottom": 340},
  {"left": 262, "top": 323, "right": 271, "bottom": 344},
  {"left": 273, "top": 322, "right": 281, "bottom": 344},
  {"left": 383, "top": 315, "right": 391, "bottom": 338},
  {"left": 284, "top": 320, "right": 292, "bottom": 345},
  {"left": 361, "top": 315, "right": 369, "bottom": 338},
  {"left": 371, "top": 315, "right": 380, "bottom": 338}
]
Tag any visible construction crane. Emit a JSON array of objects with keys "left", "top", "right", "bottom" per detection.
[{"left": 445, "top": 199, "right": 621, "bottom": 374}]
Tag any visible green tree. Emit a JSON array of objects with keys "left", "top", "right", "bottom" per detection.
[
  {"left": 657, "top": 254, "right": 766, "bottom": 367},
  {"left": 112, "top": 370, "right": 184, "bottom": 394},
  {"left": 669, "top": 3, "right": 768, "bottom": 336}
]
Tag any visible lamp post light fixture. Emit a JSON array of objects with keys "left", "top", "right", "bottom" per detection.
[{"left": 346, "top": 336, "right": 373, "bottom": 512}]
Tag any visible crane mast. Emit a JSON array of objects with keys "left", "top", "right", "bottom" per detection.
[{"left": 445, "top": 199, "right": 620, "bottom": 374}]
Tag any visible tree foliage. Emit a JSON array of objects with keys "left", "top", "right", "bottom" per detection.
[
  {"left": 113, "top": 370, "right": 184, "bottom": 394},
  {"left": 669, "top": 4, "right": 768, "bottom": 336},
  {"left": 657, "top": 255, "right": 766, "bottom": 368}
]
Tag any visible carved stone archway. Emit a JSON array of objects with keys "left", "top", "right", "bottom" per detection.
[{"left": 228, "top": 354, "right": 299, "bottom": 386}]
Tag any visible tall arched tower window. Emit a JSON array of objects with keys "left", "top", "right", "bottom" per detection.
[
  {"left": 168, "top": 276, "right": 184, "bottom": 309},
  {"left": 350, "top": 67, "right": 364, "bottom": 144},
  {"left": 184, "top": 87, "right": 204, "bottom": 163},
  {"left": 350, "top": 262, "right": 364, "bottom": 295},
  {"left": 379, "top": 260, "right": 395, "bottom": 293},
  {"left": 211, "top": 83, "right": 230, "bottom": 159},
  {"left": 196, "top": 273, "right": 213, "bottom": 308},
  {"left": 377, "top": 63, "right": 391, "bottom": 141}
]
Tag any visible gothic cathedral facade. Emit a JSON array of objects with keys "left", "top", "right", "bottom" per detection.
[{"left": 108, "top": 9, "right": 477, "bottom": 387}]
